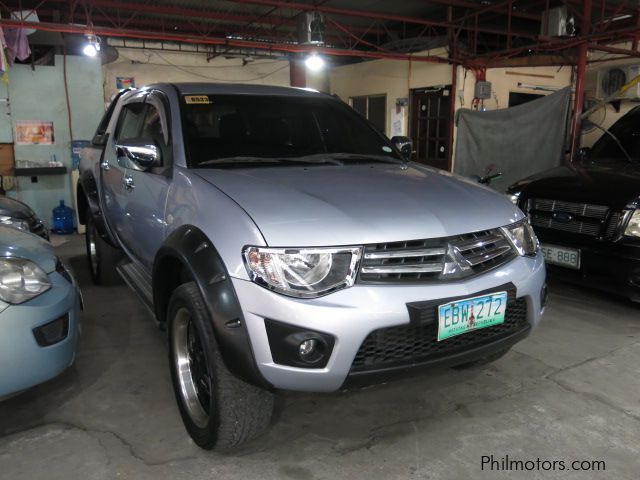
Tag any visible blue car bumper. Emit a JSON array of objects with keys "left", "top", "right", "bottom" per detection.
[{"left": 0, "top": 271, "right": 80, "bottom": 398}]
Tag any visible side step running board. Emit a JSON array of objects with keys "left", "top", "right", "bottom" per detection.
[{"left": 116, "top": 260, "right": 158, "bottom": 325}]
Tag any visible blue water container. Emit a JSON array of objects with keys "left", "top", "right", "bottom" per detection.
[{"left": 52, "top": 200, "right": 75, "bottom": 234}]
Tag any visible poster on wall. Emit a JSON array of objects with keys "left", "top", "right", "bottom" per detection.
[
  {"left": 15, "top": 121, "right": 54, "bottom": 145},
  {"left": 116, "top": 76, "right": 136, "bottom": 89}
]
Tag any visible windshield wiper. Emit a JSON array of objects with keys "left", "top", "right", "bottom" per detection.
[
  {"left": 198, "top": 156, "right": 343, "bottom": 167},
  {"left": 316, "top": 153, "right": 407, "bottom": 166}
]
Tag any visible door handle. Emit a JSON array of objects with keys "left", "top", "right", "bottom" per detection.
[
  {"left": 123, "top": 175, "right": 135, "bottom": 191},
  {"left": 100, "top": 160, "right": 111, "bottom": 171}
]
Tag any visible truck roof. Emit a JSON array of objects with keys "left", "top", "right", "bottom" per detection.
[{"left": 150, "top": 82, "right": 329, "bottom": 98}]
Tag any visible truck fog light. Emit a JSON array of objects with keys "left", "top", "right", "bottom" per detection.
[{"left": 299, "top": 338, "right": 319, "bottom": 360}]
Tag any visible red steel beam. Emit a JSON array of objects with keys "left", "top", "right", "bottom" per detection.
[
  {"left": 229, "top": 0, "right": 538, "bottom": 39},
  {"left": 421, "top": 0, "right": 540, "bottom": 21},
  {"left": 565, "top": 0, "right": 635, "bottom": 17},
  {"left": 570, "top": 0, "right": 592, "bottom": 160},
  {"left": 588, "top": 42, "right": 640, "bottom": 58},
  {"left": 463, "top": 22, "right": 640, "bottom": 64},
  {"left": 0, "top": 18, "right": 452, "bottom": 63},
  {"left": 42, "top": 0, "right": 386, "bottom": 36},
  {"left": 35, "top": 9, "right": 346, "bottom": 44}
]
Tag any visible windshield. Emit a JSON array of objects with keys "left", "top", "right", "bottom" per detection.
[
  {"left": 589, "top": 111, "right": 640, "bottom": 163},
  {"left": 181, "top": 94, "right": 402, "bottom": 167}
]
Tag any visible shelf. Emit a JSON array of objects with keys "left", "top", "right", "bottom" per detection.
[{"left": 15, "top": 166, "right": 67, "bottom": 176}]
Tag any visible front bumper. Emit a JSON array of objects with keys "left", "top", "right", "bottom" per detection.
[
  {"left": 540, "top": 236, "right": 640, "bottom": 302},
  {"left": 0, "top": 271, "right": 80, "bottom": 398},
  {"left": 233, "top": 253, "right": 546, "bottom": 392}
]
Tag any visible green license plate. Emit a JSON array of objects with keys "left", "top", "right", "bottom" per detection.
[{"left": 437, "top": 291, "right": 507, "bottom": 341}]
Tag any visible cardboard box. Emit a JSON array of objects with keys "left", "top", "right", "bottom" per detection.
[{"left": 0, "top": 143, "right": 15, "bottom": 177}]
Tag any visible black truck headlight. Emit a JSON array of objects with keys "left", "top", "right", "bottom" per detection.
[
  {"left": 243, "top": 246, "right": 362, "bottom": 298},
  {"left": 0, "top": 257, "right": 51, "bottom": 304},
  {"left": 624, "top": 210, "right": 640, "bottom": 238},
  {"left": 501, "top": 220, "right": 539, "bottom": 256}
]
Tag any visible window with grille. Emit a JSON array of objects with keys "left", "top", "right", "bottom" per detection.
[{"left": 350, "top": 94, "right": 386, "bottom": 134}]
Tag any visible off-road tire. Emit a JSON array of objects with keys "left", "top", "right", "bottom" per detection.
[
  {"left": 85, "top": 212, "right": 122, "bottom": 285},
  {"left": 167, "top": 282, "right": 274, "bottom": 450}
]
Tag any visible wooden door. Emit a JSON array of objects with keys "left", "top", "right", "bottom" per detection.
[{"left": 410, "top": 87, "right": 452, "bottom": 170}]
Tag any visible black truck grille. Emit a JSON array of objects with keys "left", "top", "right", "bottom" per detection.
[
  {"left": 528, "top": 198, "right": 620, "bottom": 240},
  {"left": 351, "top": 290, "right": 528, "bottom": 372},
  {"left": 359, "top": 228, "right": 516, "bottom": 283}
]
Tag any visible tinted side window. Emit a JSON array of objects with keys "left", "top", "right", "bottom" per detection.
[
  {"left": 141, "top": 104, "right": 166, "bottom": 146},
  {"left": 590, "top": 112, "right": 640, "bottom": 161},
  {"left": 141, "top": 103, "right": 171, "bottom": 166},
  {"left": 92, "top": 91, "right": 128, "bottom": 145},
  {"left": 115, "top": 103, "right": 145, "bottom": 141}
]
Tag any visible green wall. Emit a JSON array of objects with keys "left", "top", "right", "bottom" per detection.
[{"left": 4, "top": 55, "right": 104, "bottom": 227}]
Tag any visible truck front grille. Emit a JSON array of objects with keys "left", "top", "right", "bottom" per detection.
[
  {"left": 359, "top": 228, "right": 516, "bottom": 283},
  {"left": 350, "top": 290, "right": 527, "bottom": 372},
  {"left": 528, "top": 198, "right": 620, "bottom": 240}
]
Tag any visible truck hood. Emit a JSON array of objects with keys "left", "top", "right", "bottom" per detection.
[
  {"left": 511, "top": 163, "right": 640, "bottom": 209},
  {"left": 0, "top": 226, "right": 56, "bottom": 273},
  {"left": 193, "top": 163, "right": 523, "bottom": 246}
]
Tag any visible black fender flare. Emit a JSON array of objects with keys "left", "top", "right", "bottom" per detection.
[
  {"left": 153, "top": 225, "right": 272, "bottom": 390},
  {"left": 77, "top": 168, "right": 117, "bottom": 246}
]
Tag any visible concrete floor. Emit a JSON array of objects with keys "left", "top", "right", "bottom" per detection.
[{"left": 1, "top": 234, "right": 639, "bottom": 480}]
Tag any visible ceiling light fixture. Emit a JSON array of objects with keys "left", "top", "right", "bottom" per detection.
[
  {"left": 83, "top": 34, "right": 100, "bottom": 57},
  {"left": 305, "top": 53, "right": 325, "bottom": 71}
]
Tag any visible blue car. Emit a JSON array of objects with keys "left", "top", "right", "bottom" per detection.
[{"left": 0, "top": 226, "right": 80, "bottom": 399}]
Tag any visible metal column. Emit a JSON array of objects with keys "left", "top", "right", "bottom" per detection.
[{"left": 570, "top": 0, "right": 593, "bottom": 160}]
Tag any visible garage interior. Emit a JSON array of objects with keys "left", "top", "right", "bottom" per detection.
[{"left": 0, "top": 1, "right": 639, "bottom": 479}]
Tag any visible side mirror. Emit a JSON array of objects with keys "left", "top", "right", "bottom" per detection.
[
  {"left": 391, "top": 136, "right": 413, "bottom": 160},
  {"left": 116, "top": 139, "right": 161, "bottom": 171}
]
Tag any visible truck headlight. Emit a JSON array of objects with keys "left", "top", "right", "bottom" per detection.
[
  {"left": 624, "top": 209, "right": 640, "bottom": 238},
  {"left": 0, "top": 257, "right": 51, "bottom": 304},
  {"left": 243, "top": 246, "right": 362, "bottom": 298},
  {"left": 507, "top": 192, "right": 521, "bottom": 205},
  {"left": 0, "top": 215, "right": 29, "bottom": 232},
  {"left": 501, "top": 220, "right": 539, "bottom": 256}
]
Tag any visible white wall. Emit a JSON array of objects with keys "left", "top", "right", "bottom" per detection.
[
  {"left": 329, "top": 52, "right": 573, "bottom": 168},
  {"left": 102, "top": 44, "right": 291, "bottom": 101}
]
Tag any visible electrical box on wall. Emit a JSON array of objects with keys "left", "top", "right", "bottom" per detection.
[{"left": 474, "top": 81, "right": 492, "bottom": 99}]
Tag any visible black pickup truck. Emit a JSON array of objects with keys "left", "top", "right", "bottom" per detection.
[{"left": 508, "top": 106, "right": 640, "bottom": 302}]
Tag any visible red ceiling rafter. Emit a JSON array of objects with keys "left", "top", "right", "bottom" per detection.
[
  {"left": 32, "top": 8, "right": 314, "bottom": 43},
  {"left": 41, "top": 0, "right": 386, "bottom": 36},
  {"left": 0, "top": 18, "right": 452, "bottom": 63},
  {"left": 228, "top": 0, "right": 539, "bottom": 39},
  {"left": 422, "top": 0, "right": 540, "bottom": 21}
]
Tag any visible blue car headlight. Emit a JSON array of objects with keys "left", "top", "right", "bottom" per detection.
[
  {"left": 0, "top": 257, "right": 51, "bottom": 304},
  {"left": 0, "top": 215, "right": 29, "bottom": 232}
]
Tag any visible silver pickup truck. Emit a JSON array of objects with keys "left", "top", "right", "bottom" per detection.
[{"left": 78, "top": 83, "right": 546, "bottom": 450}]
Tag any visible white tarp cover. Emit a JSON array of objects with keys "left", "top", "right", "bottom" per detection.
[{"left": 453, "top": 86, "right": 572, "bottom": 192}]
